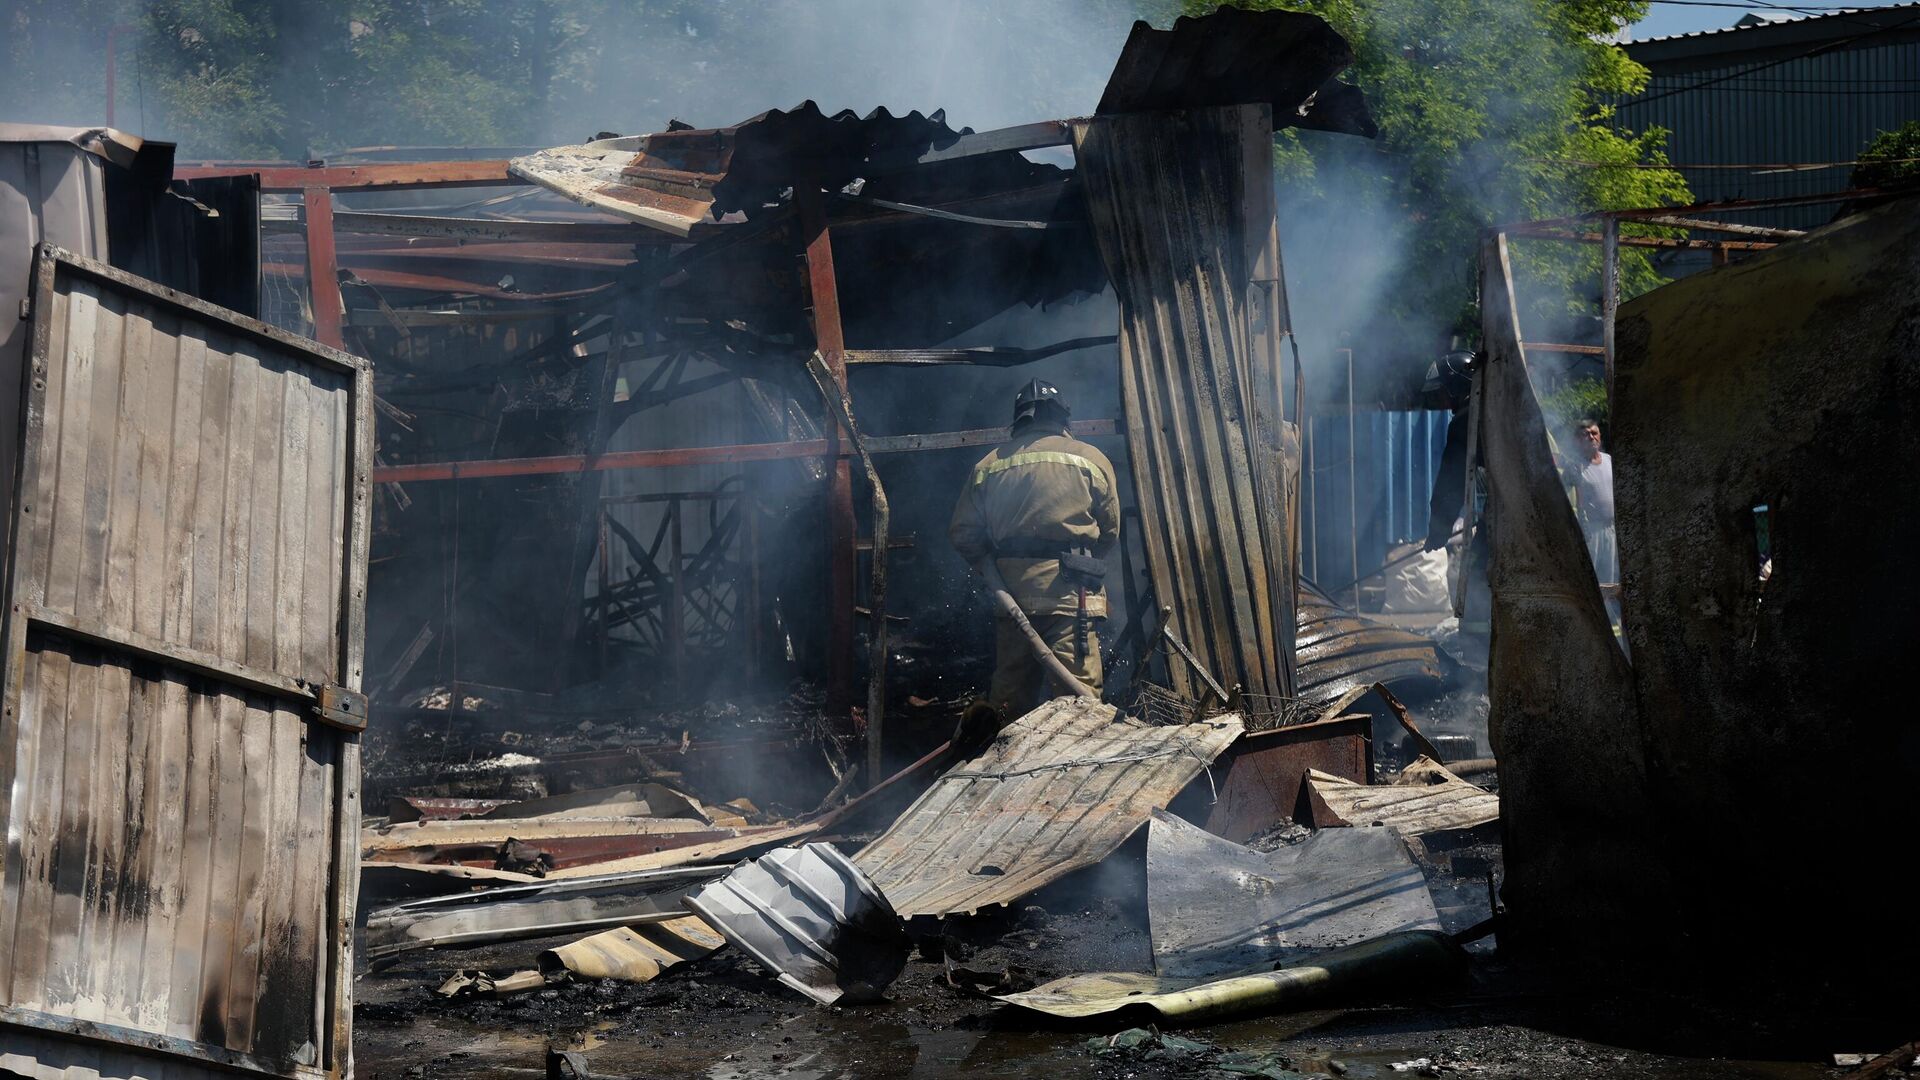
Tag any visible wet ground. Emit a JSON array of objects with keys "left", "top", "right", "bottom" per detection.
[
  {"left": 350, "top": 665, "right": 1894, "bottom": 1080},
  {"left": 354, "top": 943, "right": 1860, "bottom": 1080},
  {"left": 351, "top": 846, "right": 1873, "bottom": 1080}
]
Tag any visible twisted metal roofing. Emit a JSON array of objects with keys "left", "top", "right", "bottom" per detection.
[{"left": 855, "top": 698, "right": 1242, "bottom": 918}]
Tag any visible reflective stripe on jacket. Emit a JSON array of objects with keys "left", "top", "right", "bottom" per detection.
[{"left": 948, "top": 428, "right": 1121, "bottom": 617}]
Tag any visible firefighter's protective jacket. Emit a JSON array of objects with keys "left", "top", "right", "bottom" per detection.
[{"left": 948, "top": 426, "right": 1121, "bottom": 617}]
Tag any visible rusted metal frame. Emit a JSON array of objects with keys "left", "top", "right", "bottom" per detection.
[
  {"left": 0, "top": 1008, "right": 305, "bottom": 1078},
  {"left": 666, "top": 507, "right": 746, "bottom": 643},
  {"left": 796, "top": 187, "right": 859, "bottom": 720},
  {"left": 303, "top": 186, "right": 347, "bottom": 349},
  {"left": 1503, "top": 225, "right": 1776, "bottom": 253},
  {"left": 36, "top": 249, "right": 364, "bottom": 375},
  {"left": 1508, "top": 187, "right": 1895, "bottom": 234},
  {"left": 600, "top": 516, "right": 691, "bottom": 641},
  {"left": 316, "top": 211, "right": 668, "bottom": 244},
  {"left": 174, "top": 160, "right": 518, "bottom": 191},
  {"left": 265, "top": 261, "right": 623, "bottom": 302},
  {"left": 1167, "top": 713, "right": 1372, "bottom": 843},
  {"left": 805, "top": 353, "right": 891, "bottom": 782},
  {"left": 368, "top": 419, "right": 1123, "bottom": 483},
  {"left": 598, "top": 575, "right": 663, "bottom": 642},
  {"left": 1636, "top": 214, "right": 1803, "bottom": 239},
  {"left": 304, "top": 243, "right": 644, "bottom": 273},
  {"left": 560, "top": 300, "right": 636, "bottom": 687}
]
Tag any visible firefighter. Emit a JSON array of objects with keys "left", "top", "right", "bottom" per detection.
[{"left": 949, "top": 378, "right": 1121, "bottom": 721}]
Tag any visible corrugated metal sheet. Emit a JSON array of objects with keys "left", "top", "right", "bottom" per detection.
[
  {"left": 1075, "top": 104, "right": 1298, "bottom": 703},
  {"left": 1302, "top": 410, "right": 1452, "bottom": 584},
  {"left": 1, "top": 129, "right": 119, "bottom": 567},
  {"left": 1097, "top": 6, "right": 1375, "bottom": 136},
  {"left": 511, "top": 102, "right": 974, "bottom": 237},
  {"left": 1293, "top": 581, "right": 1447, "bottom": 709},
  {"left": 0, "top": 250, "right": 370, "bottom": 1078},
  {"left": 854, "top": 697, "right": 1242, "bottom": 918},
  {"left": 1306, "top": 758, "right": 1499, "bottom": 836},
  {"left": 1618, "top": 8, "right": 1920, "bottom": 231}
]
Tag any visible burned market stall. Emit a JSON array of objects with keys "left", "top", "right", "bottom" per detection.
[{"left": 159, "top": 7, "right": 1395, "bottom": 826}]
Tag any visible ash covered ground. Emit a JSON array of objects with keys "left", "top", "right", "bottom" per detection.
[{"left": 352, "top": 838, "right": 1860, "bottom": 1080}]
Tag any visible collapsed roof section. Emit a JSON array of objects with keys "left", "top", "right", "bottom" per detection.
[
  {"left": 507, "top": 7, "right": 1377, "bottom": 344},
  {"left": 511, "top": 102, "right": 1042, "bottom": 238},
  {"left": 1097, "top": 6, "right": 1376, "bottom": 134}
]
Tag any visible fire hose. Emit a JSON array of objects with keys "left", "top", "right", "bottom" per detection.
[{"left": 973, "top": 559, "right": 1098, "bottom": 700}]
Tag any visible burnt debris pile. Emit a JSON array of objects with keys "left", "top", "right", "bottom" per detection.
[{"left": 1, "top": 6, "right": 1916, "bottom": 1080}]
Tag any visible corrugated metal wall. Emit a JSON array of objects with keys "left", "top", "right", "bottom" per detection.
[
  {"left": 0, "top": 252, "right": 365, "bottom": 1079},
  {"left": 1619, "top": 22, "right": 1920, "bottom": 230},
  {"left": 1301, "top": 409, "right": 1451, "bottom": 588},
  {"left": 1075, "top": 104, "right": 1297, "bottom": 703}
]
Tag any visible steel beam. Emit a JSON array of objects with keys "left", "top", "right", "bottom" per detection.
[
  {"left": 303, "top": 186, "right": 345, "bottom": 348},
  {"left": 175, "top": 159, "right": 517, "bottom": 192},
  {"left": 368, "top": 420, "right": 1120, "bottom": 484}
]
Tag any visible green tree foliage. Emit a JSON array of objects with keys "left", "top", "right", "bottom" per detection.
[
  {"left": 1541, "top": 374, "right": 1607, "bottom": 430},
  {"left": 3, "top": 1, "right": 590, "bottom": 158},
  {"left": 1853, "top": 120, "right": 1920, "bottom": 190},
  {"left": 1190, "top": 0, "right": 1691, "bottom": 355}
]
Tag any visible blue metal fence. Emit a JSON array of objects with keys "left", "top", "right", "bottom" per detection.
[{"left": 1302, "top": 409, "right": 1453, "bottom": 589}]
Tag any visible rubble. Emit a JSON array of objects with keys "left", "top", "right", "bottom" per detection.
[
  {"left": 538, "top": 917, "right": 726, "bottom": 984},
  {"left": 5, "top": 6, "right": 1900, "bottom": 1079},
  {"left": 855, "top": 697, "right": 1243, "bottom": 917},
  {"left": 998, "top": 931, "right": 1466, "bottom": 1023},
  {"left": 1146, "top": 811, "right": 1441, "bottom": 977},
  {"left": 1306, "top": 758, "right": 1500, "bottom": 837},
  {"left": 686, "top": 843, "right": 909, "bottom": 1005},
  {"left": 363, "top": 864, "right": 727, "bottom": 959}
]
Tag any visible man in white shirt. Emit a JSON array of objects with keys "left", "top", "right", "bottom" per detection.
[{"left": 1572, "top": 418, "right": 1617, "bottom": 584}]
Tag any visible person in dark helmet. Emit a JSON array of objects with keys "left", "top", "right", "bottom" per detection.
[{"left": 949, "top": 378, "right": 1121, "bottom": 720}]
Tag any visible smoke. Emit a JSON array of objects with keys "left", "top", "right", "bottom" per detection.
[
  {"left": 0, "top": 1, "right": 1149, "bottom": 157},
  {"left": 546, "top": 0, "right": 1148, "bottom": 142}
]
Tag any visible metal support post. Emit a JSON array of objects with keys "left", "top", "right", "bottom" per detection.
[
  {"left": 1342, "top": 347, "right": 1359, "bottom": 611},
  {"left": 303, "top": 185, "right": 345, "bottom": 349},
  {"left": 1601, "top": 217, "right": 1620, "bottom": 407},
  {"left": 796, "top": 187, "right": 859, "bottom": 721}
]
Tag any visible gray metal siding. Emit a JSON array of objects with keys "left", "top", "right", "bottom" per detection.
[
  {"left": 1619, "top": 33, "right": 1920, "bottom": 229},
  {"left": 0, "top": 251, "right": 367, "bottom": 1079},
  {"left": 1073, "top": 104, "right": 1297, "bottom": 703}
]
